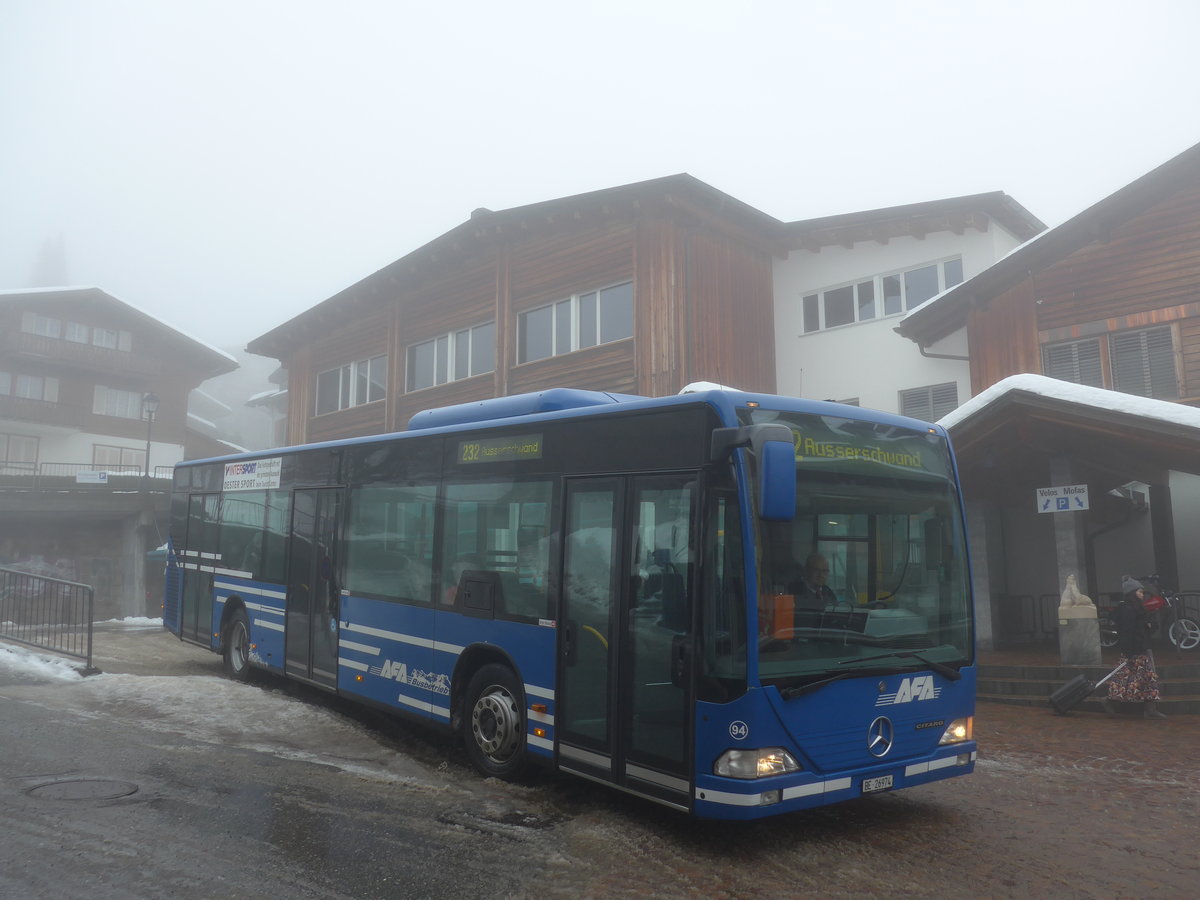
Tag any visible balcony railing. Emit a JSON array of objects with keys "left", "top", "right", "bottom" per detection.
[
  {"left": 0, "top": 394, "right": 86, "bottom": 427},
  {"left": 0, "top": 462, "right": 174, "bottom": 489},
  {"left": 1, "top": 330, "right": 159, "bottom": 375}
]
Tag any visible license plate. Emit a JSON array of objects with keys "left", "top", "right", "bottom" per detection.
[{"left": 862, "top": 774, "right": 893, "bottom": 793}]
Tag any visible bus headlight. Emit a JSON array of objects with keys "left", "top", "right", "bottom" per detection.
[
  {"left": 714, "top": 748, "right": 800, "bottom": 779},
  {"left": 938, "top": 717, "right": 973, "bottom": 745}
]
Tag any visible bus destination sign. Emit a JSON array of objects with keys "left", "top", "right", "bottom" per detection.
[
  {"left": 223, "top": 457, "right": 282, "bottom": 492},
  {"left": 458, "top": 434, "right": 543, "bottom": 465}
]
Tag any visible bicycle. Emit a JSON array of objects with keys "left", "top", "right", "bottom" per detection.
[{"left": 1099, "top": 574, "right": 1200, "bottom": 652}]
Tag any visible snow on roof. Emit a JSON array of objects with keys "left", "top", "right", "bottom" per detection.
[
  {"left": 939, "top": 373, "right": 1200, "bottom": 431},
  {"left": 186, "top": 410, "right": 216, "bottom": 430},
  {"left": 0, "top": 285, "right": 237, "bottom": 366},
  {"left": 188, "top": 388, "right": 233, "bottom": 414}
]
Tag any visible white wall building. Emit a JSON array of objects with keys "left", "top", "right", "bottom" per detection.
[{"left": 772, "top": 194, "right": 1043, "bottom": 415}]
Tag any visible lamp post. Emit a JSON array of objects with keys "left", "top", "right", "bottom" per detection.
[{"left": 142, "top": 392, "right": 160, "bottom": 479}]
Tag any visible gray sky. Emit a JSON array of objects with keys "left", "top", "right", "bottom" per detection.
[{"left": 3, "top": 0, "right": 1198, "bottom": 353}]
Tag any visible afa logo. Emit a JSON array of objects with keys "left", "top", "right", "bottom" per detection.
[
  {"left": 368, "top": 660, "right": 450, "bottom": 695},
  {"left": 875, "top": 675, "right": 941, "bottom": 706},
  {"left": 371, "top": 660, "right": 409, "bottom": 682}
]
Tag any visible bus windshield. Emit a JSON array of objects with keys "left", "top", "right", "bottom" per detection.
[{"left": 745, "top": 408, "right": 973, "bottom": 691}]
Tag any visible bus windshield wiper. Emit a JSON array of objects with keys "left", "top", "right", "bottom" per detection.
[
  {"left": 778, "top": 666, "right": 895, "bottom": 700},
  {"left": 837, "top": 650, "right": 962, "bottom": 681}
]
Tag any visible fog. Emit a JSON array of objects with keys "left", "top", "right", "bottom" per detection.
[{"left": 2, "top": 0, "right": 1198, "bottom": 351}]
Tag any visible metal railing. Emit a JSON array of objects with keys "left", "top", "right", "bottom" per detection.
[
  {"left": 0, "top": 462, "right": 174, "bottom": 488},
  {"left": 0, "top": 566, "right": 95, "bottom": 671},
  {"left": 997, "top": 588, "right": 1200, "bottom": 647}
]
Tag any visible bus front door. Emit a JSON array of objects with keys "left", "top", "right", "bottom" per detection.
[
  {"left": 285, "top": 488, "right": 341, "bottom": 689},
  {"left": 558, "top": 475, "right": 696, "bottom": 811}
]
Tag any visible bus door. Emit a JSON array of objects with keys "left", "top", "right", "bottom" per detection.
[
  {"left": 558, "top": 475, "right": 696, "bottom": 810},
  {"left": 179, "top": 493, "right": 219, "bottom": 644},
  {"left": 285, "top": 488, "right": 342, "bottom": 688}
]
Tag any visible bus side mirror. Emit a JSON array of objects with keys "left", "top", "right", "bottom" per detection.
[
  {"left": 710, "top": 424, "right": 796, "bottom": 522},
  {"left": 759, "top": 438, "right": 796, "bottom": 521}
]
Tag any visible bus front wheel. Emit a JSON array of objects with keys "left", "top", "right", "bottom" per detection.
[
  {"left": 223, "top": 609, "right": 253, "bottom": 682},
  {"left": 463, "top": 664, "right": 528, "bottom": 780}
]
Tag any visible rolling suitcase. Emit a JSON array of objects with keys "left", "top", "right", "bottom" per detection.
[{"left": 1049, "top": 660, "right": 1127, "bottom": 715}]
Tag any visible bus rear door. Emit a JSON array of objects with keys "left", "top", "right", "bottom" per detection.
[
  {"left": 285, "top": 488, "right": 341, "bottom": 688},
  {"left": 558, "top": 475, "right": 696, "bottom": 811}
]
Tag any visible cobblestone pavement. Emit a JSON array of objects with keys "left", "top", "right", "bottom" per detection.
[{"left": 29, "top": 626, "right": 1200, "bottom": 897}]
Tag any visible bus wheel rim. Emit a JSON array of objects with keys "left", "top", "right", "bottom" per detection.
[{"left": 472, "top": 687, "right": 520, "bottom": 761}]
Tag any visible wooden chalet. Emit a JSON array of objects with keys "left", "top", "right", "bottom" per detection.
[
  {"left": 897, "top": 141, "right": 1200, "bottom": 648},
  {"left": 248, "top": 175, "right": 783, "bottom": 446}
]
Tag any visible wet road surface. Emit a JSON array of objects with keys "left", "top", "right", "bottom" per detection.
[{"left": 2, "top": 624, "right": 1198, "bottom": 898}]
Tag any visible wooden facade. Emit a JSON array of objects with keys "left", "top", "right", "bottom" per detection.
[
  {"left": 0, "top": 289, "right": 235, "bottom": 453},
  {"left": 250, "top": 177, "right": 780, "bottom": 446},
  {"left": 897, "top": 142, "right": 1200, "bottom": 407},
  {"left": 966, "top": 179, "right": 1200, "bottom": 400}
]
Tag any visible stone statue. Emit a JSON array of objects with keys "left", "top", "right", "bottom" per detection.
[{"left": 1058, "top": 573, "right": 1095, "bottom": 611}]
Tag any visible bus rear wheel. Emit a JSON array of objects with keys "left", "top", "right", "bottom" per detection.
[
  {"left": 463, "top": 664, "right": 528, "bottom": 780},
  {"left": 223, "top": 609, "right": 253, "bottom": 682}
]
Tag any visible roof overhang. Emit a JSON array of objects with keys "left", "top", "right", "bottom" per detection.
[
  {"left": 782, "top": 191, "right": 1044, "bottom": 254},
  {"left": 942, "top": 375, "right": 1200, "bottom": 505},
  {"left": 246, "top": 174, "right": 784, "bottom": 360},
  {"left": 897, "top": 141, "right": 1200, "bottom": 347}
]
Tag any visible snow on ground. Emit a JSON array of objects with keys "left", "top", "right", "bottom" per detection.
[
  {"left": 0, "top": 635, "right": 452, "bottom": 791},
  {"left": 96, "top": 616, "right": 164, "bottom": 628}
]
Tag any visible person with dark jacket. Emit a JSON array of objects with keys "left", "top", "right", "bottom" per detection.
[{"left": 1103, "top": 575, "right": 1166, "bottom": 718}]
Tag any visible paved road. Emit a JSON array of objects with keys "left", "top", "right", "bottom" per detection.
[{"left": 1, "top": 625, "right": 1198, "bottom": 898}]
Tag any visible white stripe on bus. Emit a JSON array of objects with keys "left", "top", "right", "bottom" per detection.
[
  {"left": 214, "top": 580, "right": 286, "bottom": 600},
  {"left": 394, "top": 692, "right": 451, "bottom": 720},
  {"left": 339, "top": 620, "right": 465, "bottom": 656},
  {"left": 339, "top": 657, "right": 370, "bottom": 672},
  {"left": 697, "top": 776, "right": 853, "bottom": 807},
  {"left": 339, "top": 639, "right": 380, "bottom": 656},
  {"left": 253, "top": 618, "right": 285, "bottom": 633}
]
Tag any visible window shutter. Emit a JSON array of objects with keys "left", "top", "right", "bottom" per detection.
[
  {"left": 1042, "top": 339, "right": 1103, "bottom": 387},
  {"left": 899, "top": 382, "right": 958, "bottom": 421},
  {"left": 1110, "top": 326, "right": 1177, "bottom": 399},
  {"left": 929, "top": 382, "right": 959, "bottom": 418}
]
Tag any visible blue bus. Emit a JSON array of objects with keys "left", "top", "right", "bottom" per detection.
[{"left": 164, "top": 387, "right": 975, "bottom": 820}]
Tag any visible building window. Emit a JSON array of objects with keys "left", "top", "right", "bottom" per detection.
[
  {"left": 65, "top": 322, "right": 90, "bottom": 343},
  {"left": 16, "top": 374, "right": 59, "bottom": 403},
  {"left": 518, "top": 281, "right": 633, "bottom": 363},
  {"left": 93, "top": 386, "right": 146, "bottom": 419},
  {"left": 1041, "top": 325, "right": 1177, "bottom": 400},
  {"left": 1042, "top": 338, "right": 1104, "bottom": 388},
  {"left": 1111, "top": 326, "right": 1177, "bottom": 399},
  {"left": 93, "top": 444, "right": 145, "bottom": 470},
  {"left": 801, "top": 258, "right": 963, "bottom": 333},
  {"left": 316, "top": 354, "right": 388, "bottom": 415},
  {"left": 899, "top": 382, "right": 959, "bottom": 421},
  {"left": 0, "top": 433, "right": 39, "bottom": 473},
  {"left": 20, "top": 312, "right": 61, "bottom": 338},
  {"left": 406, "top": 322, "right": 495, "bottom": 392}
]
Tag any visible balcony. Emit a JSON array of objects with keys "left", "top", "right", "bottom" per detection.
[
  {"left": 0, "top": 462, "right": 174, "bottom": 491},
  {"left": 1, "top": 331, "right": 160, "bottom": 376},
  {"left": 0, "top": 394, "right": 85, "bottom": 427}
]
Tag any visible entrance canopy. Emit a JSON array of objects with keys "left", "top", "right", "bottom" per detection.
[{"left": 939, "top": 374, "right": 1200, "bottom": 511}]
